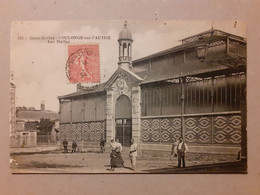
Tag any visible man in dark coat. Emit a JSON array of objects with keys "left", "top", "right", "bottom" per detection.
[
  {"left": 72, "top": 141, "right": 77, "bottom": 153},
  {"left": 63, "top": 139, "right": 68, "bottom": 153},
  {"left": 100, "top": 137, "right": 106, "bottom": 153}
]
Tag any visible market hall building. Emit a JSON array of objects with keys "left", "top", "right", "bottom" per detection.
[{"left": 58, "top": 24, "right": 246, "bottom": 156}]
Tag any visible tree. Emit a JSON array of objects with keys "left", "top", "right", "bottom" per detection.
[{"left": 37, "top": 118, "right": 54, "bottom": 135}]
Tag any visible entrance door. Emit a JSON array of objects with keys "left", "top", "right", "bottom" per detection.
[
  {"left": 115, "top": 119, "right": 132, "bottom": 147},
  {"left": 115, "top": 95, "right": 132, "bottom": 147}
]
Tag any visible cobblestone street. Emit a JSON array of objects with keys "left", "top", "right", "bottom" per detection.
[{"left": 10, "top": 148, "right": 242, "bottom": 173}]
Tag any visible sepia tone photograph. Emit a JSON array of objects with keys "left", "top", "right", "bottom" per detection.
[{"left": 9, "top": 20, "right": 247, "bottom": 174}]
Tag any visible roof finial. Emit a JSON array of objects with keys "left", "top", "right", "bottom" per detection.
[{"left": 124, "top": 20, "right": 127, "bottom": 27}]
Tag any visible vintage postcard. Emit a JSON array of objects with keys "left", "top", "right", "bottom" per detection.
[{"left": 10, "top": 20, "right": 247, "bottom": 174}]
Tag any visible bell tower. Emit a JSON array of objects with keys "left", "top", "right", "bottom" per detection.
[{"left": 118, "top": 21, "right": 133, "bottom": 70}]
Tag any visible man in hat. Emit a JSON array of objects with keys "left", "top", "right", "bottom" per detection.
[
  {"left": 129, "top": 138, "right": 138, "bottom": 171},
  {"left": 177, "top": 137, "right": 188, "bottom": 168},
  {"left": 100, "top": 137, "right": 106, "bottom": 153}
]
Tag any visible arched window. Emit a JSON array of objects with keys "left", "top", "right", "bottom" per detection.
[
  {"left": 128, "top": 43, "right": 131, "bottom": 57},
  {"left": 115, "top": 95, "right": 132, "bottom": 119},
  {"left": 123, "top": 43, "right": 127, "bottom": 57}
]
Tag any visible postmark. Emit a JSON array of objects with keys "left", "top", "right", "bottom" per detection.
[{"left": 66, "top": 44, "right": 100, "bottom": 84}]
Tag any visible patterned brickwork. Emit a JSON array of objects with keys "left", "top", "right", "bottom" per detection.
[
  {"left": 71, "top": 123, "right": 82, "bottom": 140},
  {"left": 141, "top": 118, "right": 182, "bottom": 143},
  {"left": 60, "top": 123, "right": 70, "bottom": 140},
  {"left": 185, "top": 117, "right": 212, "bottom": 144},
  {"left": 60, "top": 121, "right": 106, "bottom": 142},
  {"left": 213, "top": 115, "right": 241, "bottom": 145},
  {"left": 141, "top": 114, "right": 241, "bottom": 146}
]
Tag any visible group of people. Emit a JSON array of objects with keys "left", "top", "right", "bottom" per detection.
[
  {"left": 63, "top": 137, "right": 138, "bottom": 171},
  {"left": 63, "top": 136, "right": 188, "bottom": 170},
  {"left": 109, "top": 138, "right": 137, "bottom": 171},
  {"left": 62, "top": 140, "right": 77, "bottom": 153}
]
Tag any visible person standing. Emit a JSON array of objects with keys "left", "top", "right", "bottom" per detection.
[
  {"left": 100, "top": 137, "right": 106, "bottom": 153},
  {"left": 72, "top": 141, "right": 77, "bottom": 153},
  {"left": 115, "top": 139, "right": 124, "bottom": 165},
  {"left": 110, "top": 149, "right": 117, "bottom": 171},
  {"left": 129, "top": 138, "right": 138, "bottom": 171},
  {"left": 115, "top": 139, "right": 122, "bottom": 152},
  {"left": 63, "top": 139, "right": 68, "bottom": 153},
  {"left": 110, "top": 139, "right": 116, "bottom": 151},
  {"left": 177, "top": 137, "right": 188, "bottom": 168}
]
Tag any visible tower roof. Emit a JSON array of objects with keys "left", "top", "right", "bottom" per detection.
[{"left": 118, "top": 22, "right": 133, "bottom": 41}]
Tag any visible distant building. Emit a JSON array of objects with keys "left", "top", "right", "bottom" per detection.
[
  {"left": 58, "top": 25, "right": 246, "bottom": 155},
  {"left": 11, "top": 102, "right": 59, "bottom": 147},
  {"left": 16, "top": 108, "right": 59, "bottom": 122},
  {"left": 13, "top": 121, "right": 38, "bottom": 147}
]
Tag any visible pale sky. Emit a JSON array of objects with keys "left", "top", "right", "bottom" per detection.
[{"left": 11, "top": 20, "right": 246, "bottom": 112}]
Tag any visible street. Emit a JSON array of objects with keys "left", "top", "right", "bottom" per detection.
[{"left": 10, "top": 148, "right": 241, "bottom": 173}]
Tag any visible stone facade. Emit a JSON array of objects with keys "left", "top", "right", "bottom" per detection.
[{"left": 105, "top": 72, "right": 142, "bottom": 143}]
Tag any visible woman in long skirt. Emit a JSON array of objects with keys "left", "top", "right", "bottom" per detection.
[{"left": 110, "top": 149, "right": 117, "bottom": 171}]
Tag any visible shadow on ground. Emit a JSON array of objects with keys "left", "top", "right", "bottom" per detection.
[
  {"left": 143, "top": 160, "right": 247, "bottom": 174},
  {"left": 16, "top": 161, "right": 85, "bottom": 169}
]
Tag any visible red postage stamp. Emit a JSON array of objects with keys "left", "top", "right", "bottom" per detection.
[{"left": 66, "top": 44, "right": 100, "bottom": 83}]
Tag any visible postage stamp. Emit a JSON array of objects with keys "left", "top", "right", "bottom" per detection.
[{"left": 66, "top": 44, "right": 100, "bottom": 84}]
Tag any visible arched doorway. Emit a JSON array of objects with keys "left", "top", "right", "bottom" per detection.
[{"left": 115, "top": 95, "right": 132, "bottom": 147}]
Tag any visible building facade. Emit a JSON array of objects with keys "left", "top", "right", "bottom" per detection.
[{"left": 58, "top": 25, "right": 246, "bottom": 155}]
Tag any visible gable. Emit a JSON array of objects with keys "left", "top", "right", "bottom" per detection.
[{"left": 104, "top": 67, "right": 143, "bottom": 89}]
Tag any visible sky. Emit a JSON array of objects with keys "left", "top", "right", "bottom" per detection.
[{"left": 10, "top": 20, "right": 246, "bottom": 112}]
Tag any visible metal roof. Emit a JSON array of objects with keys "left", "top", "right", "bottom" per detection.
[
  {"left": 58, "top": 29, "right": 246, "bottom": 100},
  {"left": 58, "top": 82, "right": 106, "bottom": 99},
  {"left": 180, "top": 29, "right": 246, "bottom": 44},
  {"left": 133, "top": 29, "right": 246, "bottom": 64}
]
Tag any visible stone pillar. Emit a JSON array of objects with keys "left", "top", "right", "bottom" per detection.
[
  {"left": 132, "top": 86, "right": 142, "bottom": 152},
  {"left": 241, "top": 78, "right": 247, "bottom": 160},
  {"left": 106, "top": 88, "right": 115, "bottom": 142},
  {"left": 181, "top": 78, "right": 186, "bottom": 139}
]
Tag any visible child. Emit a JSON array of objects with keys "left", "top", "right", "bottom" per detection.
[{"left": 110, "top": 149, "right": 117, "bottom": 171}]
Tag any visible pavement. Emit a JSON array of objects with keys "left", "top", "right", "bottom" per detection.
[{"left": 9, "top": 147, "right": 246, "bottom": 174}]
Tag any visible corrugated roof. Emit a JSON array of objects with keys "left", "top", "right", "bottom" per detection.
[
  {"left": 136, "top": 61, "right": 225, "bottom": 83},
  {"left": 136, "top": 55, "right": 245, "bottom": 84},
  {"left": 133, "top": 29, "right": 246, "bottom": 64},
  {"left": 180, "top": 29, "right": 246, "bottom": 43}
]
